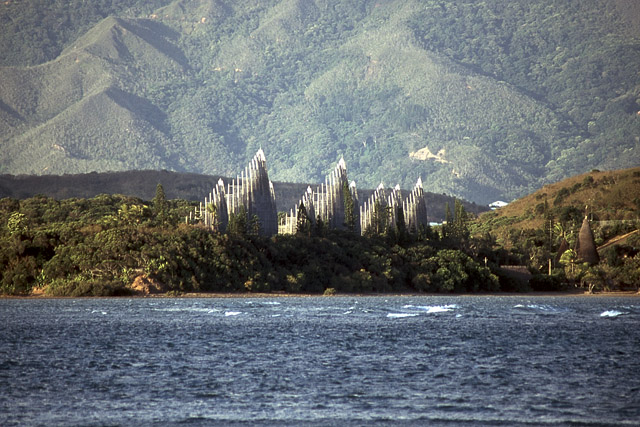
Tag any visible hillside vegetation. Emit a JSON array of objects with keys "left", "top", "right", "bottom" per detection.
[
  {"left": 474, "top": 167, "right": 640, "bottom": 245},
  {"left": 0, "top": 193, "right": 499, "bottom": 296},
  {"left": 1, "top": 0, "right": 639, "bottom": 203},
  {"left": 0, "top": 168, "right": 637, "bottom": 296},
  {"left": 472, "top": 167, "right": 639, "bottom": 291}
]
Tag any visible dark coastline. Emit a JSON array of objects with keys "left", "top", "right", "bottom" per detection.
[{"left": 5, "top": 290, "right": 639, "bottom": 299}]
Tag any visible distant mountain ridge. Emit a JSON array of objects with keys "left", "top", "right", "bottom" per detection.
[
  {"left": 1, "top": 0, "right": 639, "bottom": 203},
  {"left": 0, "top": 170, "right": 488, "bottom": 222}
]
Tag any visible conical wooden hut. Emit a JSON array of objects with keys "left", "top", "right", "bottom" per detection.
[{"left": 576, "top": 216, "right": 600, "bottom": 265}]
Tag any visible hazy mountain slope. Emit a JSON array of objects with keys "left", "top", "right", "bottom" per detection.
[
  {"left": 2, "top": 87, "right": 174, "bottom": 174},
  {"left": 0, "top": 0, "right": 170, "bottom": 66},
  {"left": 0, "top": 16, "right": 185, "bottom": 174},
  {"left": 1, "top": 0, "right": 638, "bottom": 204},
  {"left": 407, "top": 0, "right": 640, "bottom": 183},
  {"left": 262, "top": 8, "right": 560, "bottom": 198}
]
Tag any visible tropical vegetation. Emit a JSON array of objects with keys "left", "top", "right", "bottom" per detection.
[
  {"left": 2, "top": 168, "right": 637, "bottom": 297},
  {"left": 0, "top": 189, "right": 502, "bottom": 296},
  {"left": 472, "top": 167, "right": 640, "bottom": 293}
]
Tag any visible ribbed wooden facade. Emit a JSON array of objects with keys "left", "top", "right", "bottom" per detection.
[
  {"left": 279, "top": 157, "right": 359, "bottom": 234},
  {"left": 359, "top": 178, "right": 428, "bottom": 235},
  {"left": 193, "top": 151, "right": 428, "bottom": 236},
  {"left": 194, "top": 149, "right": 278, "bottom": 236}
]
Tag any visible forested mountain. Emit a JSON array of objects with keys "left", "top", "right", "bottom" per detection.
[{"left": 1, "top": 0, "right": 639, "bottom": 203}]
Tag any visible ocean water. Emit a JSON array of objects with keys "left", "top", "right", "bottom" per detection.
[{"left": 1, "top": 296, "right": 639, "bottom": 426}]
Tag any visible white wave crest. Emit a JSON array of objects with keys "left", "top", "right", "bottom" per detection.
[
  {"left": 153, "top": 307, "right": 218, "bottom": 313},
  {"left": 600, "top": 310, "right": 625, "bottom": 318},
  {"left": 514, "top": 304, "right": 564, "bottom": 313},
  {"left": 387, "top": 313, "right": 419, "bottom": 318},
  {"left": 404, "top": 304, "right": 458, "bottom": 313},
  {"left": 90, "top": 310, "right": 107, "bottom": 315},
  {"left": 225, "top": 311, "right": 242, "bottom": 317}
]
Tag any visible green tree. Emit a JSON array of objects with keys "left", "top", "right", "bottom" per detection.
[
  {"left": 442, "top": 202, "right": 452, "bottom": 239},
  {"left": 7, "top": 212, "right": 28, "bottom": 238},
  {"left": 228, "top": 206, "right": 248, "bottom": 236},
  {"left": 395, "top": 205, "right": 408, "bottom": 243},
  {"left": 342, "top": 180, "right": 356, "bottom": 232},
  {"left": 314, "top": 215, "right": 326, "bottom": 237},
  {"left": 559, "top": 249, "right": 578, "bottom": 278},
  {"left": 296, "top": 202, "right": 311, "bottom": 236},
  {"left": 582, "top": 265, "right": 607, "bottom": 293},
  {"left": 153, "top": 183, "right": 168, "bottom": 226},
  {"left": 118, "top": 204, "right": 145, "bottom": 228},
  {"left": 249, "top": 214, "right": 261, "bottom": 235},
  {"left": 445, "top": 199, "right": 470, "bottom": 249},
  {"left": 206, "top": 203, "right": 219, "bottom": 232},
  {"left": 371, "top": 199, "right": 390, "bottom": 235}
]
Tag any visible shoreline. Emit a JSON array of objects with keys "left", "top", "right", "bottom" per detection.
[{"left": 4, "top": 290, "right": 639, "bottom": 299}]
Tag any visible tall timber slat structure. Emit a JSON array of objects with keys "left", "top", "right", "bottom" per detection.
[
  {"left": 360, "top": 178, "right": 428, "bottom": 235},
  {"left": 200, "top": 149, "right": 277, "bottom": 236},
  {"left": 360, "top": 183, "right": 388, "bottom": 235},
  {"left": 203, "top": 178, "right": 229, "bottom": 232},
  {"left": 195, "top": 151, "right": 427, "bottom": 236},
  {"left": 279, "top": 157, "right": 359, "bottom": 234},
  {"left": 403, "top": 177, "right": 428, "bottom": 233}
]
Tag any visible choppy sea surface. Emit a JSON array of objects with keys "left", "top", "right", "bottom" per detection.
[{"left": 1, "top": 296, "right": 639, "bottom": 426}]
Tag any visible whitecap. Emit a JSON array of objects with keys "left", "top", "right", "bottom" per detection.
[
  {"left": 600, "top": 310, "right": 625, "bottom": 318},
  {"left": 413, "top": 304, "right": 458, "bottom": 313},
  {"left": 535, "top": 304, "right": 566, "bottom": 312},
  {"left": 426, "top": 306, "right": 452, "bottom": 313},
  {"left": 153, "top": 307, "right": 214, "bottom": 313},
  {"left": 225, "top": 311, "right": 242, "bottom": 317},
  {"left": 515, "top": 304, "right": 566, "bottom": 313},
  {"left": 387, "top": 313, "right": 419, "bottom": 318}
]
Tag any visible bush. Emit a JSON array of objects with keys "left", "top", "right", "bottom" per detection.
[
  {"left": 529, "top": 274, "right": 566, "bottom": 292},
  {"left": 554, "top": 188, "right": 571, "bottom": 206},
  {"left": 323, "top": 287, "right": 336, "bottom": 296},
  {"left": 45, "top": 276, "right": 130, "bottom": 296}
]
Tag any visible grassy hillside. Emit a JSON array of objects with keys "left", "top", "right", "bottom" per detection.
[
  {"left": 474, "top": 166, "right": 640, "bottom": 249},
  {"left": 1, "top": 0, "right": 639, "bottom": 203},
  {"left": 470, "top": 166, "right": 639, "bottom": 291}
]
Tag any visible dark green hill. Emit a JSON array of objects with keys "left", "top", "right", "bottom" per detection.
[
  {"left": 1, "top": 0, "right": 639, "bottom": 204},
  {"left": 0, "top": 171, "right": 487, "bottom": 222}
]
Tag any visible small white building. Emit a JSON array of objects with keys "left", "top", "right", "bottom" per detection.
[{"left": 489, "top": 201, "right": 509, "bottom": 210}]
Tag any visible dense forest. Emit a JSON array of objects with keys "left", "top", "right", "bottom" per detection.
[
  {"left": 1, "top": 0, "right": 639, "bottom": 203},
  {"left": 0, "top": 191, "right": 503, "bottom": 296}
]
